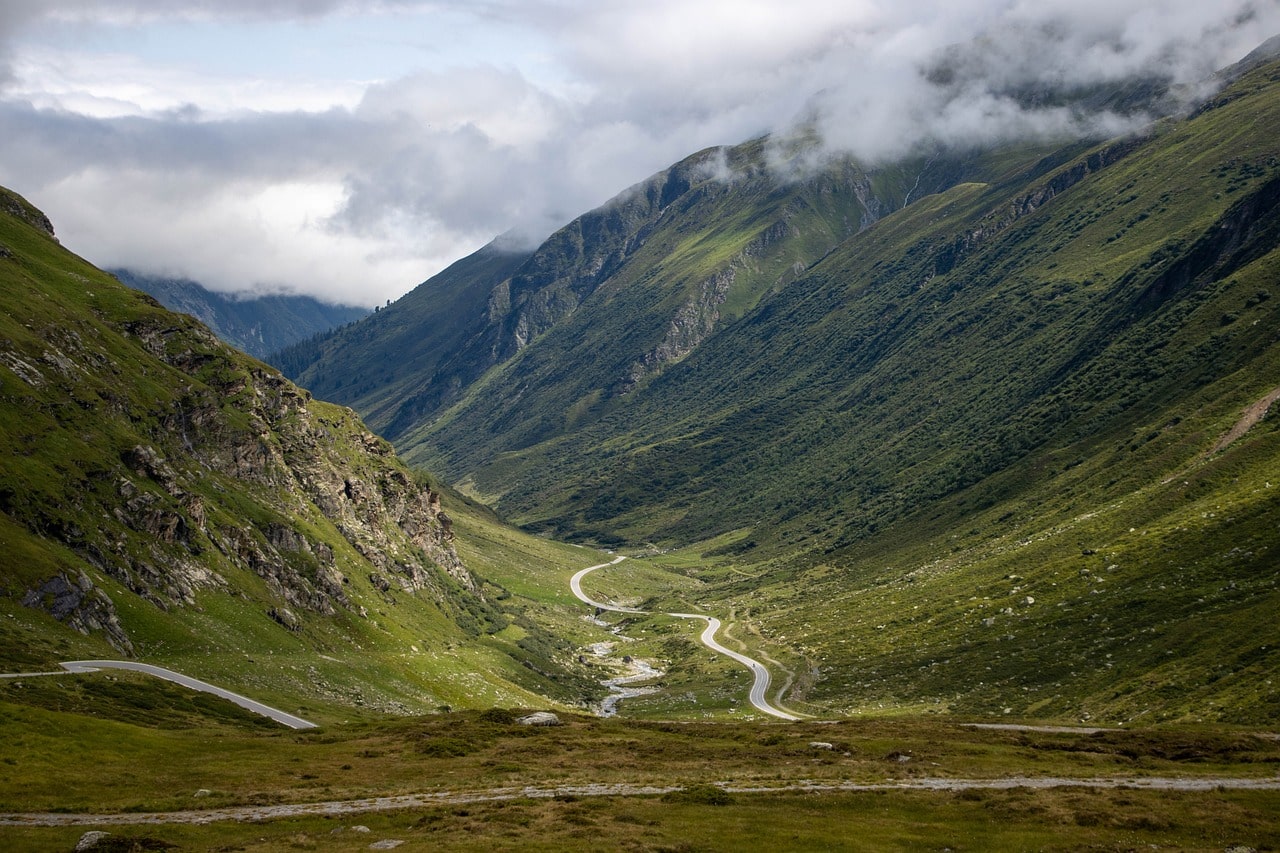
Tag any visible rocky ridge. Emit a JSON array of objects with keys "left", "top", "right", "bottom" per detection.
[{"left": 0, "top": 187, "right": 472, "bottom": 656}]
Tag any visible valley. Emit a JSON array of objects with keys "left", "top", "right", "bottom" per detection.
[
  {"left": 1, "top": 25, "right": 1280, "bottom": 853},
  {"left": 569, "top": 556, "right": 799, "bottom": 720}
]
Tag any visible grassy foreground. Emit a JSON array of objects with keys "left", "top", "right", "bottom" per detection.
[
  {"left": 6, "top": 788, "right": 1279, "bottom": 852},
  {"left": 1, "top": 689, "right": 1278, "bottom": 850}
]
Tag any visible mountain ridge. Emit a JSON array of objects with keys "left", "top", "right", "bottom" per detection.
[
  {"left": 272, "top": 50, "right": 1280, "bottom": 724},
  {"left": 0, "top": 188, "right": 595, "bottom": 715},
  {"left": 111, "top": 268, "right": 367, "bottom": 359}
]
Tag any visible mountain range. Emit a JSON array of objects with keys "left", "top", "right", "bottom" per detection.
[
  {"left": 109, "top": 269, "right": 367, "bottom": 359},
  {"left": 272, "top": 47, "right": 1280, "bottom": 723},
  {"left": 1, "top": 41, "right": 1278, "bottom": 731}
]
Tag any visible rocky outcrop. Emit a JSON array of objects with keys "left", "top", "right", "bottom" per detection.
[
  {"left": 7, "top": 278, "right": 470, "bottom": 653},
  {"left": 22, "top": 572, "right": 133, "bottom": 654},
  {"left": 0, "top": 190, "right": 55, "bottom": 239},
  {"left": 932, "top": 135, "right": 1147, "bottom": 277},
  {"left": 619, "top": 217, "right": 800, "bottom": 393}
]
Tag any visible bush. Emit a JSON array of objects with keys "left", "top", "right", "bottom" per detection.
[{"left": 661, "top": 784, "right": 732, "bottom": 806}]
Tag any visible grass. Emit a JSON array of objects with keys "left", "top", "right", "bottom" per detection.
[
  {"left": 4, "top": 699, "right": 1279, "bottom": 810},
  {"left": 7, "top": 788, "right": 1280, "bottom": 852},
  {"left": 1, "top": 702, "right": 1277, "bottom": 850},
  {"left": 0, "top": 183, "right": 618, "bottom": 722}
]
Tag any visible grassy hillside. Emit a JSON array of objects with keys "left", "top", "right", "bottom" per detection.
[
  {"left": 324, "top": 57, "right": 1280, "bottom": 725},
  {"left": 276, "top": 137, "right": 1046, "bottom": 445},
  {"left": 0, "top": 187, "right": 608, "bottom": 720},
  {"left": 422, "top": 58, "right": 1280, "bottom": 555},
  {"left": 270, "top": 241, "right": 531, "bottom": 431}
]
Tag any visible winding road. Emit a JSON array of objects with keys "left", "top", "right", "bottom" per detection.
[
  {"left": 570, "top": 557, "right": 799, "bottom": 721},
  {"left": 57, "top": 661, "right": 318, "bottom": 729}
]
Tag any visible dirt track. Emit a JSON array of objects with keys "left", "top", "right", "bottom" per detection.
[{"left": 4, "top": 776, "right": 1279, "bottom": 827}]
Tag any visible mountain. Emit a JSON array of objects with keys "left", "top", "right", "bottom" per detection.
[
  {"left": 275, "top": 135, "right": 1083, "bottom": 448},
  {"left": 110, "top": 269, "right": 367, "bottom": 359},
  {"left": 278, "top": 55, "right": 1278, "bottom": 553},
  {"left": 275, "top": 51, "right": 1280, "bottom": 723},
  {"left": 0, "top": 187, "right": 596, "bottom": 717}
]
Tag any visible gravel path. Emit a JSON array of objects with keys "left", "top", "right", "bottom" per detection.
[{"left": 5, "top": 776, "right": 1279, "bottom": 827}]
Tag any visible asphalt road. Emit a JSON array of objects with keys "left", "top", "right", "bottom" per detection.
[
  {"left": 59, "top": 660, "right": 318, "bottom": 729},
  {"left": 570, "top": 557, "right": 800, "bottom": 721}
]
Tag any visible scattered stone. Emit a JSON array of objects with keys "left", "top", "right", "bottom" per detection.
[
  {"left": 369, "top": 841, "right": 405, "bottom": 850},
  {"left": 193, "top": 788, "right": 212, "bottom": 798},
  {"left": 352, "top": 825, "right": 371, "bottom": 833},
  {"left": 517, "top": 711, "right": 561, "bottom": 726},
  {"left": 75, "top": 831, "right": 110, "bottom": 851},
  {"left": 885, "top": 751, "right": 912, "bottom": 763},
  {"left": 1022, "top": 596, "right": 1035, "bottom": 606},
  {"left": 809, "top": 741, "right": 834, "bottom": 750}
]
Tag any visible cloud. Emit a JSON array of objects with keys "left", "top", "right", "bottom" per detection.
[{"left": 0, "top": 1, "right": 1277, "bottom": 306}]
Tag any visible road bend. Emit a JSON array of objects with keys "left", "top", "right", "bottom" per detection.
[
  {"left": 570, "top": 557, "right": 799, "bottom": 721},
  {"left": 59, "top": 661, "right": 318, "bottom": 729}
]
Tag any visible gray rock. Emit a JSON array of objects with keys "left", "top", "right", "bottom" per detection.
[
  {"left": 809, "top": 741, "right": 834, "bottom": 750},
  {"left": 267, "top": 606, "right": 301, "bottom": 631},
  {"left": 517, "top": 711, "right": 561, "bottom": 726},
  {"left": 369, "top": 841, "right": 404, "bottom": 850},
  {"left": 74, "top": 831, "right": 110, "bottom": 851}
]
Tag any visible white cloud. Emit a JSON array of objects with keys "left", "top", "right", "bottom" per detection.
[
  {"left": 0, "top": 1, "right": 1277, "bottom": 306},
  {"left": 8, "top": 48, "right": 366, "bottom": 117}
]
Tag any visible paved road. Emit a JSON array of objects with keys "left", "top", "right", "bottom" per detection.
[
  {"left": 59, "top": 661, "right": 318, "bottom": 729},
  {"left": 570, "top": 558, "right": 800, "bottom": 721}
]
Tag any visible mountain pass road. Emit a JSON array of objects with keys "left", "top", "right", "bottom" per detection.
[
  {"left": 570, "top": 557, "right": 799, "bottom": 721},
  {"left": 59, "top": 660, "right": 318, "bottom": 729}
]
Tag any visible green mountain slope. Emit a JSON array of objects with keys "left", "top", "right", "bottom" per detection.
[
  {"left": 276, "top": 54, "right": 1280, "bottom": 725},
  {"left": 410, "top": 58, "right": 1280, "bottom": 554},
  {"left": 271, "top": 241, "right": 531, "bottom": 433},
  {"left": 111, "top": 269, "right": 367, "bottom": 360},
  {"left": 0, "top": 189, "right": 598, "bottom": 719},
  {"left": 508, "top": 59, "right": 1280, "bottom": 724},
  {"left": 274, "top": 137, "right": 1057, "bottom": 442}
]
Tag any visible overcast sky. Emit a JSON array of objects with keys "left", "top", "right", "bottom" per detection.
[{"left": 1, "top": 1, "right": 1276, "bottom": 307}]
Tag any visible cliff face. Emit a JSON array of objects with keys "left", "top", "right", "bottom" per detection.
[{"left": 0, "top": 186, "right": 470, "bottom": 657}]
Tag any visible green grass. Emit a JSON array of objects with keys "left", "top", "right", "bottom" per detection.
[
  {"left": 0, "top": 184, "right": 615, "bottom": 721},
  {"left": 7, "top": 788, "right": 1280, "bottom": 852},
  {"left": 2, "top": 704, "right": 1278, "bottom": 850}
]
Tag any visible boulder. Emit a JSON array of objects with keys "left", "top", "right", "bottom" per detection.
[
  {"left": 74, "top": 831, "right": 110, "bottom": 851},
  {"left": 516, "top": 711, "right": 561, "bottom": 726}
]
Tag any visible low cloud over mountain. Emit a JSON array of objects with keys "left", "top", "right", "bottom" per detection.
[{"left": 0, "top": 1, "right": 1275, "bottom": 305}]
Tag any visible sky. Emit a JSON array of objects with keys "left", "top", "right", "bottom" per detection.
[{"left": 1, "top": 1, "right": 1277, "bottom": 307}]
